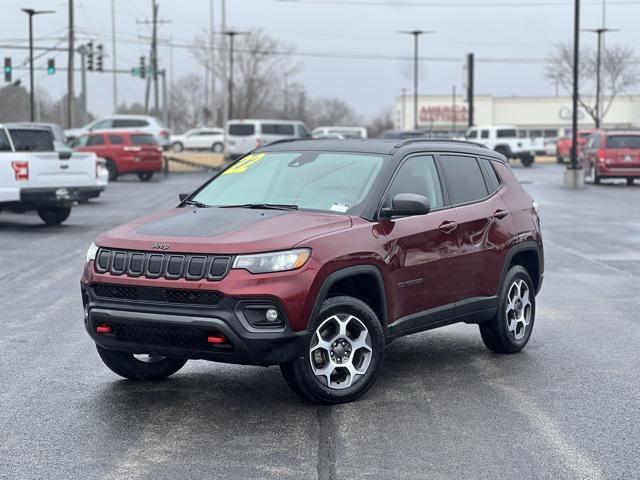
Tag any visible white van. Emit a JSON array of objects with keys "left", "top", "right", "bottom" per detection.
[
  {"left": 312, "top": 126, "right": 368, "bottom": 139},
  {"left": 225, "top": 119, "right": 311, "bottom": 160}
]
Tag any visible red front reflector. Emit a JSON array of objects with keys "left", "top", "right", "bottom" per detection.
[
  {"left": 207, "top": 334, "right": 227, "bottom": 344},
  {"left": 96, "top": 324, "right": 112, "bottom": 334},
  {"left": 11, "top": 161, "right": 29, "bottom": 181}
]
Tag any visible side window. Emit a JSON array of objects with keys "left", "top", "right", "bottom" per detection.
[
  {"left": 76, "top": 135, "right": 89, "bottom": 147},
  {"left": 297, "top": 124, "right": 311, "bottom": 138},
  {"left": 480, "top": 158, "right": 501, "bottom": 192},
  {"left": 87, "top": 135, "right": 105, "bottom": 146},
  {"left": 480, "top": 129, "right": 489, "bottom": 139},
  {"left": 92, "top": 119, "right": 112, "bottom": 130},
  {"left": 108, "top": 135, "right": 124, "bottom": 144},
  {"left": 385, "top": 156, "right": 444, "bottom": 210},
  {"left": 439, "top": 155, "right": 488, "bottom": 204},
  {"left": 466, "top": 129, "right": 478, "bottom": 139},
  {"left": 112, "top": 119, "right": 148, "bottom": 128},
  {"left": 497, "top": 129, "right": 517, "bottom": 139}
]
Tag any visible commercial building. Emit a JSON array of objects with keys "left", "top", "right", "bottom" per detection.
[{"left": 394, "top": 94, "right": 640, "bottom": 139}]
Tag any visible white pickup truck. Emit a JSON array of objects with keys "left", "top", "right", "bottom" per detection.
[
  {"left": 465, "top": 125, "right": 542, "bottom": 167},
  {"left": 0, "top": 123, "right": 107, "bottom": 225}
]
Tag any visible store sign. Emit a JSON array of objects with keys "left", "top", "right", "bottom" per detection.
[
  {"left": 559, "top": 106, "right": 585, "bottom": 121},
  {"left": 419, "top": 105, "right": 468, "bottom": 124}
]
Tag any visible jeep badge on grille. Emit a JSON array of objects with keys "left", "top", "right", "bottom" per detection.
[{"left": 151, "top": 242, "right": 170, "bottom": 250}]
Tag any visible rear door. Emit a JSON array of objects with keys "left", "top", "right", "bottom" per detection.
[
  {"left": 437, "top": 154, "right": 513, "bottom": 309},
  {"left": 603, "top": 134, "right": 640, "bottom": 168},
  {"left": 382, "top": 154, "right": 460, "bottom": 326},
  {"left": 226, "top": 122, "right": 256, "bottom": 155}
]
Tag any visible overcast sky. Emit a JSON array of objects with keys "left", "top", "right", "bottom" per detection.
[{"left": 1, "top": 0, "right": 638, "bottom": 122}]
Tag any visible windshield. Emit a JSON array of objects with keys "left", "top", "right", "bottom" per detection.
[
  {"left": 130, "top": 134, "right": 158, "bottom": 145},
  {"left": 192, "top": 151, "right": 383, "bottom": 214},
  {"left": 606, "top": 135, "right": 640, "bottom": 149}
]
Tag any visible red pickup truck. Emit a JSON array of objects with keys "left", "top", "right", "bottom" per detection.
[
  {"left": 555, "top": 129, "right": 594, "bottom": 163},
  {"left": 74, "top": 131, "right": 163, "bottom": 181}
]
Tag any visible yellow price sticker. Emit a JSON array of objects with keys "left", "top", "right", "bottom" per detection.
[{"left": 223, "top": 153, "right": 266, "bottom": 175}]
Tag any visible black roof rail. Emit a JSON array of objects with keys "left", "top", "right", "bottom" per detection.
[
  {"left": 393, "top": 138, "right": 490, "bottom": 150},
  {"left": 263, "top": 138, "right": 314, "bottom": 148}
]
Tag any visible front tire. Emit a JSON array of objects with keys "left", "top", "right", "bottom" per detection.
[
  {"left": 37, "top": 206, "right": 71, "bottom": 225},
  {"left": 520, "top": 154, "right": 535, "bottom": 167},
  {"left": 137, "top": 172, "right": 154, "bottom": 181},
  {"left": 479, "top": 265, "right": 535, "bottom": 354},
  {"left": 280, "top": 296, "right": 384, "bottom": 404},
  {"left": 105, "top": 159, "right": 118, "bottom": 181},
  {"left": 96, "top": 345, "right": 187, "bottom": 381},
  {"left": 171, "top": 142, "right": 184, "bottom": 152},
  {"left": 211, "top": 142, "right": 224, "bottom": 153}
]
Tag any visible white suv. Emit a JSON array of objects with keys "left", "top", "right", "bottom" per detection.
[
  {"left": 65, "top": 115, "right": 170, "bottom": 148},
  {"left": 170, "top": 128, "right": 224, "bottom": 153},
  {"left": 225, "top": 119, "right": 311, "bottom": 160},
  {"left": 466, "top": 125, "right": 538, "bottom": 167}
]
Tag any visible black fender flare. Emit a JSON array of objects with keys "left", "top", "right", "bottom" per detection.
[
  {"left": 308, "top": 264, "right": 388, "bottom": 329},
  {"left": 498, "top": 240, "right": 543, "bottom": 295}
]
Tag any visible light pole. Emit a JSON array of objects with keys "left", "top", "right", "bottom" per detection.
[
  {"left": 582, "top": 27, "right": 618, "bottom": 128},
  {"left": 570, "top": 0, "right": 580, "bottom": 172},
  {"left": 21, "top": 8, "right": 55, "bottom": 122},
  {"left": 399, "top": 30, "right": 434, "bottom": 131},
  {"left": 223, "top": 30, "right": 249, "bottom": 120}
]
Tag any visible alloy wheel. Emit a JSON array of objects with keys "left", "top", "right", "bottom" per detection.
[
  {"left": 309, "top": 314, "right": 372, "bottom": 390},
  {"left": 505, "top": 280, "right": 532, "bottom": 340}
]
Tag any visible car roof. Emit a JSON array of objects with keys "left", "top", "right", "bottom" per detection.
[
  {"left": 602, "top": 130, "right": 640, "bottom": 136},
  {"left": 4, "top": 123, "right": 50, "bottom": 131},
  {"left": 260, "top": 138, "right": 504, "bottom": 161}
]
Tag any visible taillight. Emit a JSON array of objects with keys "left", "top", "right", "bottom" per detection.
[{"left": 11, "top": 161, "right": 29, "bottom": 181}]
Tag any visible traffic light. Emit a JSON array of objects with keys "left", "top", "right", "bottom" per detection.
[
  {"left": 4, "top": 57, "right": 11, "bottom": 82},
  {"left": 139, "top": 56, "right": 146, "bottom": 79},
  {"left": 47, "top": 58, "right": 55, "bottom": 75},
  {"left": 87, "top": 41, "right": 94, "bottom": 71},
  {"left": 96, "top": 44, "right": 103, "bottom": 72}
]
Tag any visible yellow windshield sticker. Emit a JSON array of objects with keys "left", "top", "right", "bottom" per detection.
[{"left": 223, "top": 153, "right": 266, "bottom": 174}]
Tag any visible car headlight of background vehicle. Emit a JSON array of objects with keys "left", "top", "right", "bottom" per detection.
[
  {"left": 86, "top": 242, "right": 99, "bottom": 264},
  {"left": 232, "top": 249, "right": 311, "bottom": 274}
]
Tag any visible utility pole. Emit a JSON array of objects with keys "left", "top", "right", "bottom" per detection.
[
  {"left": 452, "top": 85, "right": 456, "bottom": 135},
  {"left": 221, "top": 0, "right": 228, "bottom": 128},
  {"left": 22, "top": 8, "right": 55, "bottom": 122},
  {"left": 160, "top": 69, "right": 168, "bottom": 125},
  {"left": 583, "top": 27, "right": 617, "bottom": 128},
  {"left": 111, "top": 0, "right": 118, "bottom": 112},
  {"left": 67, "top": 0, "right": 74, "bottom": 128},
  {"left": 209, "top": 0, "right": 216, "bottom": 125},
  {"left": 400, "top": 88, "right": 406, "bottom": 130},
  {"left": 137, "top": 2, "right": 170, "bottom": 116},
  {"left": 78, "top": 44, "right": 88, "bottom": 125},
  {"left": 466, "top": 53, "right": 474, "bottom": 129},
  {"left": 570, "top": 0, "right": 580, "bottom": 172},
  {"left": 284, "top": 73, "right": 289, "bottom": 118},
  {"left": 223, "top": 30, "right": 249, "bottom": 120},
  {"left": 399, "top": 30, "right": 435, "bottom": 131}
]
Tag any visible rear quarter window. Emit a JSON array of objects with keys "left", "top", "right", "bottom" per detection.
[
  {"left": 439, "top": 155, "right": 489, "bottom": 204},
  {"left": 480, "top": 158, "right": 502, "bottom": 192},
  {"left": 228, "top": 124, "right": 255, "bottom": 136}
]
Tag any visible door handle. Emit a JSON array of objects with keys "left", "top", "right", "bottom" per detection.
[
  {"left": 438, "top": 221, "right": 457, "bottom": 234},
  {"left": 493, "top": 209, "right": 509, "bottom": 219}
]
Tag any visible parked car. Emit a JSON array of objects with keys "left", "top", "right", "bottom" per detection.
[
  {"left": 170, "top": 127, "right": 225, "bottom": 153},
  {"left": 582, "top": 130, "right": 640, "bottom": 185},
  {"left": 74, "top": 131, "right": 163, "bottom": 182},
  {"left": 312, "top": 126, "right": 368, "bottom": 139},
  {"left": 466, "top": 125, "right": 540, "bottom": 167},
  {"left": 555, "top": 129, "right": 594, "bottom": 164},
  {"left": 0, "top": 124, "right": 105, "bottom": 224},
  {"left": 225, "top": 119, "right": 311, "bottom": 160},
  {"left": 65, "top": 115, "right": 170, "bottom": 148},
  {"left": 81, "top": 138, "right": 543, "bottom": 404}
]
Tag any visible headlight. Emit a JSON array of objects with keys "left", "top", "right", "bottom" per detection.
[
  {"left": 233, "top": 249, "right": 311, "bottom": 274},
  {"left": 86, "top": 242, "right": 99, "bottom": 263}
]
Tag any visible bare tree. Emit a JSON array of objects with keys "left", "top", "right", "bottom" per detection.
[
  {"left": 545, "top": 42, "right": 640, "bottom": 124},
  {"left": 304, "top": 98, "right": 362, "bottom": 128},
  {"left": 169, "top": 74, "right": 206, "bottom": 132},
  {"left": 366, "top": 107, "right": 394, "bottom": 138},
  {"left": 192, "top": 29, "right": 300, "bottom": 120}
]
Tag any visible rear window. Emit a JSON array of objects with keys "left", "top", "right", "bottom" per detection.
[
  {"left": 497, "top": 129, "right": 517, "bottom": 138},
  {"left": 228, "top": 124, "right": 255, "bottom": 136},
  {"left": 262, "top": 124, "right": 295, "bottom": 135},
  {"left": 112, "top": 119, "right": 149, "bottom": 128},
  {"left": 605, "top": 135, "right": 640, "bottom": 149},
  {"left": 8, "top": 129, "right": 54, "bottom": 152},
  {"left": 130, "top": 134, "right": 158, "bottom": 145},
  {"left": 439, "top": 155, "right": 489, "bottom": 204}
]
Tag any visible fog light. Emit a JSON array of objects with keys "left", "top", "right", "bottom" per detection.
[{"left": 266, "top": 308, "right": 279, "bottom": 322}]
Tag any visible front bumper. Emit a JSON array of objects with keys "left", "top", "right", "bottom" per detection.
[{"left": 81, "top": 284, "right": 311, "bottom": 366}]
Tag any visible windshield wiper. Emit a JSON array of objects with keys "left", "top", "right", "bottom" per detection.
[
  {"left": 183, "top": 199, "right": 210, "bottom": 208},
  {"left": 216, "top": 203, "right": 299, "bottom": 211}
]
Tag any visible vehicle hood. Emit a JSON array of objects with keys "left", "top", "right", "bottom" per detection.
[{"left": 96, "top": 207, "right": 353, "bottom": 254}]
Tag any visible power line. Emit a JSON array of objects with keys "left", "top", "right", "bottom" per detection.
[{"left": 273, "top": 0, "right": 640, "bottom": 6}]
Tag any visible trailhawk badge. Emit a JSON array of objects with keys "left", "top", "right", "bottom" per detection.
[{"left": 151, "top": 242, "right": 170, "bottom": 250}]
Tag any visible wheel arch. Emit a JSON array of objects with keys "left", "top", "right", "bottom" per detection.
[
  {"left": 499, "top": 242, "right": 543, "bottom": 295},
  {"left": 309, "top": 265, "right": 388, "bottom": 331}
]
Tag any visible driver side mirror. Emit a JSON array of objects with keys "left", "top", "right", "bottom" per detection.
[
  {"left": 178, "top": 193, "right": 189, "bottom": 202},
  {"left": 380, "top": 193, "right": 430, "bottom": 219}
]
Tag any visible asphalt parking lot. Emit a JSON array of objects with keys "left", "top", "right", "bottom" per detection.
[{"left": 1, "top": 163, "right": 639, "bottom": 480}]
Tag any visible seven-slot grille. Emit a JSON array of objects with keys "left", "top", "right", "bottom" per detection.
[
  {"left": 94, "top": 248, "right": 231, "bottom": 281},
  {"left": 92, "top": 283, "right": 223, "bottom": 306}
]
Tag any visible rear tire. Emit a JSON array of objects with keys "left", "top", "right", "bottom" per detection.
[
  {"left": 171, "top": 142, "right": 184, "bottom": 152},
  {"left": 480, "top": 265, "right": 535, "bottom": 354},
  {"left": 280, "top": 296, "right": 384, "bottom": 404},
  {"left": 37, "top": 206, "right": 71, "bottom": 225},
  {"left": 137, "top": 172, "right": 154, "bottom": 181},
  {"left": 520, "top": 154, "right": 535, "bottom": 167},
  {"left": 96, "top": 345, "right": 187, "bottom": 381},
  {"left": 627, "top": 178, "right": 635, "bottom": 186},
  {"left": 556, "top": 153, "right": 565, "bottom": 164},
  {"left": 586, "top": 162, "right": 601, "bottom": 185},
  {"left": 105, "top": 159, "right": 118, "bottom": 181}
]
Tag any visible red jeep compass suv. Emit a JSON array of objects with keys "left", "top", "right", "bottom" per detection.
[
  {"left": 81, "top": 139, "right": 543, "bottom": 404},
  {"left": 75, "top": 131, "right": 163, "bottom": 182}
]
